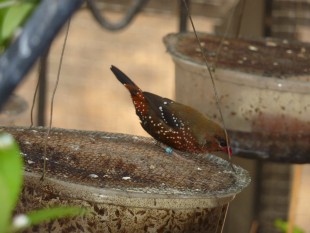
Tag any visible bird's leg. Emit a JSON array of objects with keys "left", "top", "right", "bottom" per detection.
[
  {"left": 163, "top": 145, "right": 174, "bottom": 155},
  {"left": 157, "top": 142, "right": 194, "bottom": 163},
  {"left": 155, "top": 141, "right": 177, "bottom": 156}
]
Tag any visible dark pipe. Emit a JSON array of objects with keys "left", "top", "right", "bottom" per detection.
[
  {"left": 86, "top": 0, "right": 150, "bottom": 31},
  {"left": 0, "top": 0, "right": 83, "bottom": 110},
  {"left": 37, "top": 47, "right": 50, "bottom": 126},
  {"left": 179, "top": 0, "right": 190, "bottom": 32}
]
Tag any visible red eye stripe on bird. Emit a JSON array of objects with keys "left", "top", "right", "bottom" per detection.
[{"left": 110, "top": 65, "right": 232, "bottom": 155}]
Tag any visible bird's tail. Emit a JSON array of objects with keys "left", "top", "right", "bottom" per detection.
[
  {"left": 110, "top": 65, "right": 142, "bottom": 96},
  {"left": 110, "top": 65, "right": 148, "bottom": 117}
]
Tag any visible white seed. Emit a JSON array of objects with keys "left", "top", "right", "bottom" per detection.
[
  {"left": 89, "top": 174, "right": 98, "bottom": 178},
  {"left": 248, "top": 45, "right": 258, "bottom": 51}
]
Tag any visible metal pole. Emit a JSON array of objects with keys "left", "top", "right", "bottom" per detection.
[
  {"left": 179, "top": 0, "right": 190, "bottom": 32},
  {"left": 0, "top": 0, "right": 83, "bottom": 110}
]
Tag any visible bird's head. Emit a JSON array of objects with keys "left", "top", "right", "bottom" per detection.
[{"left": 214, "top": 135, "right": 232, "bottom": 156}]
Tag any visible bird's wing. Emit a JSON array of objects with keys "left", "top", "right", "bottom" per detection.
[{"left": 143, "top": 92, "right": 183, "bottom": 129}]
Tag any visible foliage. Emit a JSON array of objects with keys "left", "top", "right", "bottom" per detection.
[
  {"left": 274, "top": 218, "right": 305, "bottom": 233},
  {"left": 0, "top": 132, "right": 86, "bottom": 232},
  {"left": 0, "top": 0, "right": 39, "bottom": 53},
  {"left": 0, "top": 133, "right": 22, "bottom": 232}
]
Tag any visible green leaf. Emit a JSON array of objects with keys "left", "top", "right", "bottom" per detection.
[
  {"left": 27, "top": 206, "right": 87, "bottom": 226},
  {"left": 274, "top": 218, "right": 305, "bottom": 233},
  {"left": 11, "top": 207, "right": 87, "bottom": 232},
  {"left": 0, "top": 0, "right": 39, "bottom": 50},
  {"left": 0, "top": 133, "right": 23, "bottom": 232},
  {"left": 1, "top": 2, "right": 35, "bottom": 41},
  {"left": 0, "top": 176, "right": 11, "bottom": 232}
]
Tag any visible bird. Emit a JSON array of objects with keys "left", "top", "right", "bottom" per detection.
[{"left": 110, "top": 65, "right": 232, "bottom": 156}]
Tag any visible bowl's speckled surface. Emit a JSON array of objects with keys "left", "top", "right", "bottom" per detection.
[
  {"left": 164, "top": 32, "right": 310, "bottom": 163},
  {"left": 2, "top": 127, "right": 250, "bottom": 232}
]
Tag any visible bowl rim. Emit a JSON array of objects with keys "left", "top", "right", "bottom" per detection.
[
  {"left": 164, "top": 32, "right": 310, "bottom": 94},
  {"left": 24, "top": 171, "right": 242, "bottom": 209}
]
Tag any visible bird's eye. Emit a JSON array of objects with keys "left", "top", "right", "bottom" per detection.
[{"left": 217, "top": 138, "right": 227, "bottom": 147}]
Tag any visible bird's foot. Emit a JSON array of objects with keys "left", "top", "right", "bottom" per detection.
[
  {"left": 158, "top": 143, "right": 177, "bottom": 156},
  {"left": 158, "top": 143, "right": 194, "bottom": 163},
  {"left": 164, "top": 146, "right": 173, "bottom": 155}
]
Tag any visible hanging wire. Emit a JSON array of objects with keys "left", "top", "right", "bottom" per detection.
[
  {"left": 213, "top": 0, "right": 246, "bottom": 72},
  {"left": 41, "top": 19, "right": 71, "bottom": 180},
  {"left": 181, "top": 0, "right": 230, "bottom": 157},
  {"left": 181, "top": 0, "right": 236, "bottom": 173},
  {"left": 235, "top": 0, "right": 247, "bottom": 37},
  {"left": 30, "top": 75, "right": 40, "bottom": 128}
]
